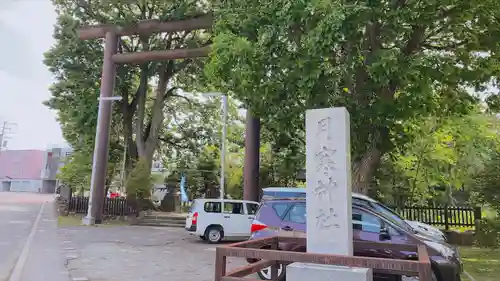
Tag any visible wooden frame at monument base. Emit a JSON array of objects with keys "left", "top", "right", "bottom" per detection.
[{"left": 214, "top": 236, "right": 433, "bottom": 281}]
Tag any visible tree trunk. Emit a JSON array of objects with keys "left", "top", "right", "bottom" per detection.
[
  {"left": 135, "top": 64, "right": 150, "bottom": 159},
  {"left": 352, "top": 147, "right": 382, "bottom": 194},
  {"left": 135, "top": 63, "right": 171, "bottom": 172},
  {"left": 120, "top": 64, "right": 147, "bottom": 173}
]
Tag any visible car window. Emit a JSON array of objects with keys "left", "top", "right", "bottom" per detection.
[
  {"left": 246, "top": 203, "right": 259, "bottom": 215},
  {"left": 284, "top": 203, "right": 306, "bottom": 224},
  {"left": 372, "top": 202, "right": 413, "bottom": 232},
  {"left": 353, "top": 198, "right": 413, "bottom": 233},
  {"left": 387, "top": 224, "right": 402, "bottom": 236},
  {"left": 223, "top": 202, "right": 244, "bottom": 214},
  {"left": 352, "top": 208, "right": 382, "bottom": 233},
  {"left": 204, "top": 202, "right": 221, "bottom": 213},
  {"left": 272, "top": 203, "right": 291, "bottom": 218}
]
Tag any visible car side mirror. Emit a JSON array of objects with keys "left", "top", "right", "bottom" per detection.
[{"left": 379, "top": 227, "right": 391, "bottom": 241}]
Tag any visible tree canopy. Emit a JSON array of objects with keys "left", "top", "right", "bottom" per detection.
[
  {"left": 45, "top": 0, "right": 211, "bottom": 176},
  {"left": 45, "top": 0, "right": 500, "bottom": 209},
  {"left": 375, "top": 111, "right": 500, "bottom": 204},
  {"left": 206, "top": 0, "right": 500, "bottom": 193}
]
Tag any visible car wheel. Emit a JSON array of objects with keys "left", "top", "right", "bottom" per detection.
[
  {"left": 205, "top": 226, "right": 223, "bottom": 243},
  {"left": 257, "top": 263, "right": 285, "bottom": 281}
]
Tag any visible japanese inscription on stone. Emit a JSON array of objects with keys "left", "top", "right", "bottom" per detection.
[
  {"left": 306, "top": 107, "right": 353, "bottom": 255},
  {"left": 315, "top": 146, "right": 336, "bottom": 175},
  {"left": 314, "top": 117, "right": 339, "bottom": 229},
  {"left": 316, "top": 207, "right": 340, "bottom": 229}
]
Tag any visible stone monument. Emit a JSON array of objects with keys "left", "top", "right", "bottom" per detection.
[{"left": 287, "top": 107, "right": 372, "bottom": 281}]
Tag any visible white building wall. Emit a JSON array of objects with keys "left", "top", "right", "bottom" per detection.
[{"left": 8, "top": 180, "right": 41, "bottom": 193}]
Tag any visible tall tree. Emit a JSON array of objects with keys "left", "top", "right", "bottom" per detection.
[
  {"left": 206, "top": 0, "right": 500, "bottom": 193},
  {"left": 376, "top": 111, "right": 500, "bottom": 204},
  {"left": 45, "top": 0, "right": 210, "bottom": 178},
  {"left": 474, "top": 150, "right": 500, "bottom": 216}
]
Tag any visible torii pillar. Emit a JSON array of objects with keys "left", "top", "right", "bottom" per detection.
[{"left": 243, "top": 111, "right": 260, "bottom": 202}]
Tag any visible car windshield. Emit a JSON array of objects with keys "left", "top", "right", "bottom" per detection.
[{"left": 371, "top": 201, "right": 416, "bottom": 233}]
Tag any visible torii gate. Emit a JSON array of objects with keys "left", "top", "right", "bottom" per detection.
[{"left": 76, "top": 14, "right": 261, "bottom": 224}]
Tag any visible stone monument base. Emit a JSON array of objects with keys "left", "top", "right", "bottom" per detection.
[{"left": 287, "top": 262, "right": 372, "bottom": 281}]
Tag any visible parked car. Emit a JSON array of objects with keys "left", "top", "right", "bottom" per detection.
[
  {"left": 249, "top": 198, "right": 462, "bottom": 281},
  {"left": 262, "top": 187, "right": 447, "bottom": 242},
  {"left": 185, "top": 198, "right": 260, "bottom": 243},
  {"left": 405, "top": 220, "right": 446, "bottom": 241}
]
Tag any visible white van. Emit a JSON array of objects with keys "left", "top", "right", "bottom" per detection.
[{"left": 185, "top": 198, "right": 260, "bottom": 243}]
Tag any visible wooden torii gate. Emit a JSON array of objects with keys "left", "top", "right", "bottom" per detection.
[{"left": 76, "top": 15, "right": 261, "bottom": 224}]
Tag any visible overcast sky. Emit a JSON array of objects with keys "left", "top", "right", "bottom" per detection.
[{"left": 0, "top": 0, "right": 65, "bottom": 150}]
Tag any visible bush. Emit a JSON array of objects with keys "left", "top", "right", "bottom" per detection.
[
  {"left": 125, "top": 158, "right": 153, "bottom": 212},
  {"left": 475, "top": 218, "right": 500, "bottom": 249}
]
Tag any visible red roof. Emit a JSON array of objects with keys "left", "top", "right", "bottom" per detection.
[{"left": 0, "top": 150, "right": 46, "bottom": 180}]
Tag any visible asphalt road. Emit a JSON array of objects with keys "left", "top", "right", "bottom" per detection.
[{"left": 0, "top": 192, "right": 64, "bottom": 281}]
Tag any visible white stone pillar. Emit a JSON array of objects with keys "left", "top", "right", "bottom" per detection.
[
  {"left": 287, "top": 107, "right": 372, "bottom": 281},
  {"left": 305, "top": 107, "right": 353, "bottom": 255}
]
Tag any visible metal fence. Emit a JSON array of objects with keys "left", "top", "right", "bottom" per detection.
[
  {"left": 390, "top": 205, "right": 481, "bottom": 230},
  {"left": 68, "top": 196, "right": 135, "bottom": 216}
]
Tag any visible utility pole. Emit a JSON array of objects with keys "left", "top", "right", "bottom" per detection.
[
  {"left": 0, "top": 121, "right": 16, "bottom": 179},
  {"left": 0, "top": 122, "right": 5, "bottom": 152},
  {"left": 0, "top": 121, "right": 16, "bottom": 153},
  {"left": 120, "top": 137, "right": 127, "bottom": 194}
]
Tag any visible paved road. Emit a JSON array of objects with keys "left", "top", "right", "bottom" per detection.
[
  {"left": 0, "top": 192, "right": 250, "bottom": 281},
  {"left": 0, "top": 192, "right": 46, "bottom": 280},
  {"left": 0, "top": 192, "right": 70, "bottom": 281}
]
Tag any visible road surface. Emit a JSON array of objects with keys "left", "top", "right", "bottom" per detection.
[
  {"left": 0, "top": 192, "right": 70, "bottom": 281},
  {"left": 59, "top": 224, "right": 248, "bottom": 281}
]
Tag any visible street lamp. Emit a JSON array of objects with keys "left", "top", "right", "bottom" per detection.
[{"left": 203, "top": 92, "right": 228, "bottom": 200}]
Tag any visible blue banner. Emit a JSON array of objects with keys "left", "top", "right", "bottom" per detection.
[{"left": 180, "top": 174, "right": 188, "bottom": 202}]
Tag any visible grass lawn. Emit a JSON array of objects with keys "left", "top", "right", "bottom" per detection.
[
  {"left": 58, "top": 214, "right": 130, "bottom": 227},
  {"left": 460, "top": 247, "right": 500, "bottom": 281}
]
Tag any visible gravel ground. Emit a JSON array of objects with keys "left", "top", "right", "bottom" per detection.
[{"left": 58, "top": 225, "right": 249, "bottom": 281}]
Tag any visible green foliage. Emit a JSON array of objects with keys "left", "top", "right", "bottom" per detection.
[
  {"left": 45, "top": 0, "right": 500, "bottom": 203},
  {"left": 377, "top": 113, "right": 500, "bottom": 204},
  {"left": 125, "top": 158, "right": 153, "bottom": 210},
  {"left": 57, "top": 150, "right": 92, "bottom": 195},
  {"left": 57, "top": 139, "right": 121, "bottom": 194},
  {"left": 206, "top": 0, "right": 500, "bottom": 192},
  {"left": 164, "top": 140, "right": 306, "bottom": 200},
  {"left": 474, "top": 150, "right": 500, "bottom": 215},
  {"left": 164, "top": 144, "right": 220, "bottom": 198},
  {"left": 45, "top": 0, "right": 211, "bottom": 187}
]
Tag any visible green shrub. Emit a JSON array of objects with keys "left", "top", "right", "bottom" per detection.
[
  {"left": 475, "top": 218, "right": 500, "bottom": 249},
  {"left": 125, "top": 158, "right": 153, "bottom": 212}
]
